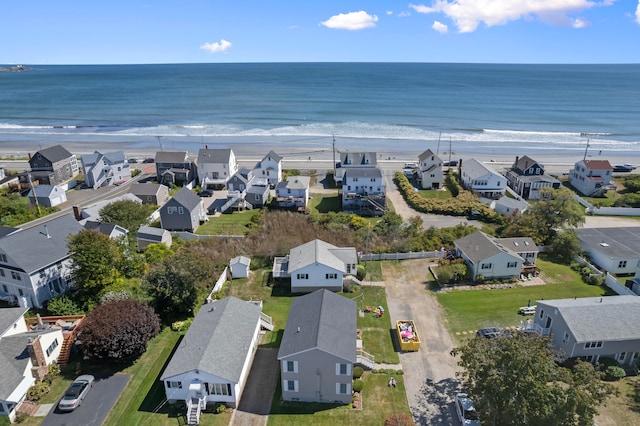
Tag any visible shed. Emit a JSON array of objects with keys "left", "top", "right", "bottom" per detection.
[
  {"left": 230, "top": 256, "right": 251, "bottom": 279},
  {"left": 137, "top": 225, "right": 172, "bottom": 250}
]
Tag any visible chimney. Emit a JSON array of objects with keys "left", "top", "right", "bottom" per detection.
[
  {"left": 27, "top": 335, "right": 49, "bottom": 381},
  {"left": 73, "top": 205, "right": 83, "bottom": 221},
  {"left": 205, "top": 144, "right": 208, "bottom": 149},
  {"left": 28, "top": 152, "right": 32, "bottom": 160}
]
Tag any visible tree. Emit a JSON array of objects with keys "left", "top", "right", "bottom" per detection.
[
  {"left": 99, "top": 200, "right": 156, "bottom": 232},
  {"left": 452, "top": 333, "right": 616, "bottom": 426},
  {"left": 46, "top": 295, "right": 84, "bottom": 316},
  {"left": 547, "top": 230, "right": 582, "bottom": 263},
  {"left": 80, "top": 299, "right": 160, "bottom": 361}
]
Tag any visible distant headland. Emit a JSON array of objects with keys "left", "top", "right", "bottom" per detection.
[{"left": 0, "top": 65, "right": 32, "bottom": 72}]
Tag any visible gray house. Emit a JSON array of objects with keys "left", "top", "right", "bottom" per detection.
[
  {"left": 24, "top": 145, "right": 79, "bottom": 186},
  {"left": 129, "top": 183, "right": 170, "bottom": 205},
  {"left": 160, "top": 297, "right": 262, "bottom": 416},
  {"left": 155, "top": 151, "right": 197, "bottom": 188},
  {"left": 84, "top": 221, "right": 128, "bottom": 240},
  {"left": 278, "top": 289, "right": 356, "bottom": 404},
  {"left": 159, "top": 188, "right": 207, "bottom": 232},
  {"left": 81, "top": 150, "right": 130, "bottom": 189},
  {"left": 529, "top": 296, "right": 640, "bottom": 366},
  {"left": 137, "top": 226, "right": 172, "bottom": 251}
]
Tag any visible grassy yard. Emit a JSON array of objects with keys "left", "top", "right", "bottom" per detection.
[
  {"left": 436, "top": 258, "right": 612, "bottom": 340},
  {"left": 595, "top": 377, "right": 640, "bottom": 426},
  {"left": 268, "top": 372, "right": 410, "bottom": 425},
  {"left": 196, "top": 210, "right": 258, "bottom": 236},
  {"left": 418, "top": 188, "right": 453, "bottom": 199},
  {"left": 309, "top": 193, "right": 340, "bottom": 213}
]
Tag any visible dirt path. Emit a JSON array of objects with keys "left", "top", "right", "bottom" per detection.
[{"left": 382, "top": 259, "right": 461, "bottom": 425}]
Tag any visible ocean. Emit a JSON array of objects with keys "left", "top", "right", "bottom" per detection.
[{"left": 1, "top": 63, "right": 639, "bottom": 160}]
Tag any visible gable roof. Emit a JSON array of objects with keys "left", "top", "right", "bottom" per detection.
[
  {"left": 276, "top": 176, "right": 310, "bottom": 191},
  {"left": 462, "top": 159, "right": 502, "bottom": 180},
  {"left": 160, "top": 297, "right": 261, "bottom": 382},
  {"left": 288, "top": 239, "right": 357, "bottom": 273},
  {"left": 455, "top": 231, "right": 524, "bottom": 264},
  {"left": 129, "top": 183, "right": 167, "bottom": 196},
  {"left": 32, "top": 145, "right": 73, "bottom": 163},
  {"left": 418, "top": 149, "right": 440, "bottom": 161},
  {"left": 493, "top": 196, "right": 529, "bottom": 211},
  {"left": 538, "top": 296, "right": 640, "bottom": 342},
  {"left": 0, "top": 214, "right": 83, "bottom": 274},
  {"left": 575, "top": 227, "right": 640, "bottom": 260},
  {"left": 278, "top": 289, "right": 356, "bottom": 362},
  {"left": 344, "top": 167, "right": 382, "bottom": 179},
  {"left": 512, "top": 155, "right": 541, "bottom": 171},
  {"left": 137, "top": 225, "right": 170, "bottom": 241},
  {"left": 262, "top": 150, "right": 282, "bottom": 163},
  {"left": 197, "top": 148, "right": 233, "bottom": 164},
  {"left": 169, "top": 187, "right": 201, "bottom": 211},
  {"left": 84, "top": 221, "right": 128, "bottom": 237},
  {"left": 230, "top": 256, "right": 251, "bottom": 266},
  {"left": 340, "top": 152, "right": 377, "bottom": 166},
  {"left": 78, "top": 193, "right": 142, "bottom": 224},
  {"left": 82, "top": 151, "right": 126, "bottom": 166},
  {"left": 0, "top": 307, "right": 28, "bottom": 337},
  {"left": 155, "top": 151, "right": 189, "bottom": 164},
  {"left": 28, "top": 185, "right": 63, "bottom": 198}
]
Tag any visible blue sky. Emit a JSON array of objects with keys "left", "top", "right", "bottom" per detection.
[{"left": 2, "top": 0, "right": 639, "bottom": 64}]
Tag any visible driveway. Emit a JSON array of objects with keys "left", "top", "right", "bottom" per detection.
[
  {"left": 382, "top": 260, "right": 461, "bottom": 425},
  {"left": 41, "top": 374, "right": 131, "bottom": 426}
]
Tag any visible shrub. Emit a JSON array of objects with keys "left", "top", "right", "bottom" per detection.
[
  {"left": 46, "top": 295, "right": 83, "bottom": 316},
  {"left": 384, "top": 413, "right": 415, "bottom": 426},
  {"left": 215, "top": 403, "right": 226, "bottom": 414},
  {"left": 356, "top": 264, "right": 366, "bottom": 280},
  {"left": 353, "top": 366, "right": 364, "bottom": 379},
  {"left": 604, "top": 366, "right": 626, "bottom": 381},
  {"left": 597, "top": 357, "right": 620, "bottom": 369},
  {"left": 352, "top": 380, "right": 364, "bottom": 393},
  {"left": 26, "top": 381, "right": 50, "bottom": 402}
]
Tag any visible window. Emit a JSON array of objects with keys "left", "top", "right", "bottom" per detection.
[
  {"left": 210, "top": 383, "right": 231, "bottom": 396},
  {"left": 167, "top": 381, "right": 182, "bottom": 389},
  {"left": 0, "top": 269, "right": 4, "bottom": 277},
  {"left": 481, "top": 263, "right": 492, "bottom": 270},
  {"left": 18, "top": 289, "right": 24, "bottom": 296},
  {"left": 11, "top": 271, "right": 21, "bottom": 281},
  {"left": 283, "top": 360, "right": 298, "bottom": 373},
  {"left": 507, "top": 262, "right": 517, "bottom": 268},
  {"left": 584, "top": 341, "right": 603, "bottom": 349},
  {"left": 2, "top": 284, "right": 7, "bottom": 292},
  {"left": 618, "top": 260, "right": 627, "bottom": 268},
  {"left": 336, "top": 363, "right": 351, "bottom": 376},
  {"left": 326, "top": 273, "right": 337, "bottom": 279},
  {"left": 284, "top": 380, "right": 298, "bottom": 392},
  {"left": 0, "top": 253, "right": 7, "bottom": 262},
  {"left": 336, "top": 382, "right": 350, "bottom": 394},
  {"left": 296, "top": 273, "right": 308, "bottom": 280},
  {"left": 46, "top": 339, "right": 59, "bottom": 357},
  {"left": 562, "top": 332, "right": 569, "bottom": 344},
  {"left": 618, "top": 352, "right": 627, "bottom": 362},
  {"left": 167, "top": 206, "right": 177, "bottom": 214},
  {"left": 178, "top": 207, "right": 184, "bottom": 214}
]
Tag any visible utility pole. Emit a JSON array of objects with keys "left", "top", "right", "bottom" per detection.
[
  {"left": 436, "top": 132, "right": 441, "bottom": 155},
  {"left": 332, "top": 135, "right": 337, "bottom": 189},
  {"left": 156, "top": 136, "right": 163, "bottom": 151},
  {"left": 27, "top": 171, "right": 41, "bottom": 216},
  {"left": 583, "top": 138, "right": 590, "bottom": 160}
]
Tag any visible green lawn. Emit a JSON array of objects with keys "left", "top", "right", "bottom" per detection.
[
  {"left": 418, "top": 188, "right": 453, "bottom": 199},
  {"left": 196, "top": 210, "right": 258, "bottom": 236},
  {"left": 436, "top": 258, "right": 612, "bottom": 340},
  {"left": 309, "top": 193, "right": 340, "bottom": 213},
  {"left": 268, "top": 372, "right": 410, "bottom": 425}
]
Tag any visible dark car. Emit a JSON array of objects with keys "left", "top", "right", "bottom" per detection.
[
  {"left": 443, "top": 160, "right": 458, "bottom": 167},
  {"left": 58, "top": 375, "right": 95, "bottom": 411},
  {"left": 142, "top": 158, "right": 155, "bottom": 163},
  {"left": 476, "top": 327, "right": 501, "bottom": 339},
  {"left": 198, "top": 189, "right": 214, "bottom": 197}
]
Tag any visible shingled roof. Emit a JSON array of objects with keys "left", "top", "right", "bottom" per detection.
[{"left": 32, "top": 145, "right": 73, "bottom": 163}]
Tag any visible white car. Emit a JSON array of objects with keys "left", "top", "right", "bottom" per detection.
[
  {"left": 58, "top": 375, "right": 95, "bottom": 411},
  {"left": 455, "top": 393, "right": 481, "bottom": 425}
]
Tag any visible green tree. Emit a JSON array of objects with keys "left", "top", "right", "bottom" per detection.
[
  {"left": 548, "top": 230, "right": 582, "bottom": 264},
  {"left": 46, "top": 295, "right": 84, "bottom": 316},
  {"left": 452, "top": 333, "right": 616, "bottom": 426},
  {"left": 143, "top": 243, "right": 175, "bottom": 264},
  {"left": 99, "top": 200, "right": 156, "bottom": 232}
]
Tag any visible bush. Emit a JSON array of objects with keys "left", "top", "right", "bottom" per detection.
[
  {"left": 352, "top": 380, "right": 364, "bottom": 393},
  {"left": 353, "top": 366, "right": 364, "bottom": 379},
  {"left": 604, "top": 366, "right": 626, "bottom": 381},
  {"left": 26, "top": 381, "right": 50, "bottom": 402},
  {"left": 46, "top": 295, "right": 83, "bottom": 316},
  {"left": 356, "top": 264, "right": 366, "bottom": 281},
  {"left": 215, "top": 403, "right": 226, "bottom": 414}
]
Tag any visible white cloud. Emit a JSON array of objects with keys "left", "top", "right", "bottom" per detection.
[
  {"left": 387, "top": 10, "right": 394, "bottom": 16},
  {"left": 320, "top": 11, "right": 379, "bottom": 30},
  {"left": 200, "top": 39, "right": 232, "bottom": 53},
  {"left": 636, "top": 1, "right": 640, "bottom": 24},
  {"left": 432, "top": 20, "right": 449, "bottom": 33},
  {"left": 398, "top": 11, "right": 412, "bottom": 18},
  {"left": 410, "top": 0, "right": 612, "bottom": 33},
  {"left": 571, "top": 17, "right": 590, "bottom": 28}
]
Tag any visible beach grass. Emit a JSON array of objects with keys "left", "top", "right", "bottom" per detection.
[{"left": 196, "top": 210, "right": 258, "bottom": 236}]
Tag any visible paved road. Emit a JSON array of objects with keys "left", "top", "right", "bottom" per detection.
[
  {"left": 383, "top": 260, "right": 461, "bottom": 425},
  {"left": 41, "top": 374, "right": 131, "bottom": 426}
]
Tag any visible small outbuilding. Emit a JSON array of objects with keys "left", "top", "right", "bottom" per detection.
[
  {"left": 27, "top": 185, "right": 67, "bottom": 207},
  {"left": 137, "top": 225, "right": 172, "bottom": 251},
  {"left": 230, "top": 256, "right": 251, "bottom": 279}
]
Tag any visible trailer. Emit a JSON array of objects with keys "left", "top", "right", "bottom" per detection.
[{"left": 396, "top": 320, "right": 420, "bottom": 352}]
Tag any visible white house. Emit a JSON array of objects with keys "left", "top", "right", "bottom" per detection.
[
  {"left": 197, "top": 148, "right": 238, "bottom": 189},
  {"left": 230, "top": 256, "right": 251, "bottom": 279},
  {"left": 275, "top": 176, "right": 311, "bottom": 209},
  {"left": 568, "top": 159, "right": 614, "bottom": 197},
  {"left": 252, "top": 151, "right": 282, "bottom": 188},
  {"left": 417, "top": 149, "right": 443, "bottom": 190},
  {"left": 0, "top": 214, "right": 83, "bottom": 308},
  {"left": 334, "top": 152, "right": 377, "bottom": 186},
  {"left": 160, "top": 297, "right": 262, "bottom": 420},
  {"left": 490, "top": 196, "right": 529, "bottom": 216},
  {"left": 459, "top": 159, "right": 507, "bottom": 199},
  {"left": 273, "top": 239, "right": 358, "bottom": 293},
  {"left": 342, "top": 167, "right": 386, "bottom": 216},
  {"left": 81, "top": 150, "right": 130, "bottom": 189},
  {"left": 28, "top": 185, "right": 67, "bottom": 208},
  {"left": 575, "top": 227, "right": 640, "bottom": 275}
]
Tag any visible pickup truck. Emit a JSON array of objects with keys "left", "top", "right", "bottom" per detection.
[{"left": 396, "top": 320, "right": 420, "bottom": 352}]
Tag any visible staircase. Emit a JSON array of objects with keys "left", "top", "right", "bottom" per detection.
[
  {"left": 364, "top": 196, "right": 387, "bottom": 213},
  {"left": 186, "top": 396, "right": 205, "bottom": 425},
  {"left": 57, "top": 330, "right": 80, "bottom": 365},
  {"left": 260, "top": 312, "right": 274, "bottom": 331},
  {"left": 356, "top": 349, "right": 375, "bottom": 370},
  {"left": 94, "top": 167, "right": 114, "bottom": 188},
  {"left": 219, "top": 190, "right": 247, "bottom": 213}
]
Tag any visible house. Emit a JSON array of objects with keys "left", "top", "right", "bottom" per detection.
[
  {"left": 72, "top": 193, "right": 142, "bottom": 225},
  {"left": 137, "top": 226, "right": 172, "bottom": 251},
  {"left": 575, "top": 227, "right": 640, "bottom": 275},
  {"left": 230, "top": 256, "right": 251, "bottom": 279},
  {"left": 0, "top": 308, "right": 66, "bottom": 422},
  {"left": 155, "top": 151, "right": 197, "bottom": 188},
  {"left": 503, "top": 156, "right": 560, "bottom": 199},
  {"left": 334, "top": 152, "right": 377, "bottom": 186},
  {"left": 459, "top": 159, "right": 507, "bottom": 199},
  {"left": 160, "top": 297, "right": 262, "bottom": 415},
  {"left": 568, "top": 159, "right": 614, "bottom": 197},
  {"left": 81, "top": 150, "right": 130, "bottom": 189},
  {"left": 219, "top": 169, "right": 270, "bottom": 213},
  {"left": 278, "top": 289, "right": 356, "bottom": 404},
  {"left": 455, "top": 231, "right": 538, "bottom": 282},
  {"left": 0, "top": 167, "right": 4, "bottom": 181},
  {"left": 84, "top": 221, "right": 128, "bottom": 240},
  {"left": 528, "top": 296, "right": 640, "bottom": 366},
  {"left": 253, "top": 151, "right": 282, "bottom": 188},
  {"left": 490, "top": 196, "right": 529, "bottom": 217},
  {"left": 245, "top": 180, "right": 270, "bottom": 209},
  {"left": 273, "top": 239, "right": 358, "bottom": 293},
  {"left": 160, "top": 187, "right": 207, "bottom": 232},
  {"left": 197, "top": 148, "right": 237, "bottom": 189},
  {"left": 417, "top": 149, "right": 443, "bottom": 190},
  {"left": 24, "top": 145, "right": 79, "bottom": 186},
  {"left": 129, "top": 183, "right": 170, "bottom": 205},
  {"left": 341, "top": 167, "right": 386, "bottom": 217},
  {"left": 27, "top": 185, "right": 67, "bottom": 208},
  {"left": 275, "top": 176, "right": 311, "bottom": 210},
  {"left": 0, "top": 214, "right": 83, "bottom": 308}
]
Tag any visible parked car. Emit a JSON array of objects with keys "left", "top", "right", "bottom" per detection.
[
  {"left": 443, "top": 160, "right": 459, "bottom": 167},
  {"left": 198, "top": 189, "right": 214, "bottom": 197},
  {"left": 476, "top": 327, "right": 501, "bottom": 339},
  {"left": 58, "top": 375, "right": 95, "bottom": 411},
  {"left": 142, "top": 158, "right": 155, "bottom": 163},
  {"left": 455, "top": 393, "right": 481, "bottom": 425},
  {"left": 127, "top": 158, "right": 139, "bottom": 164}
]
